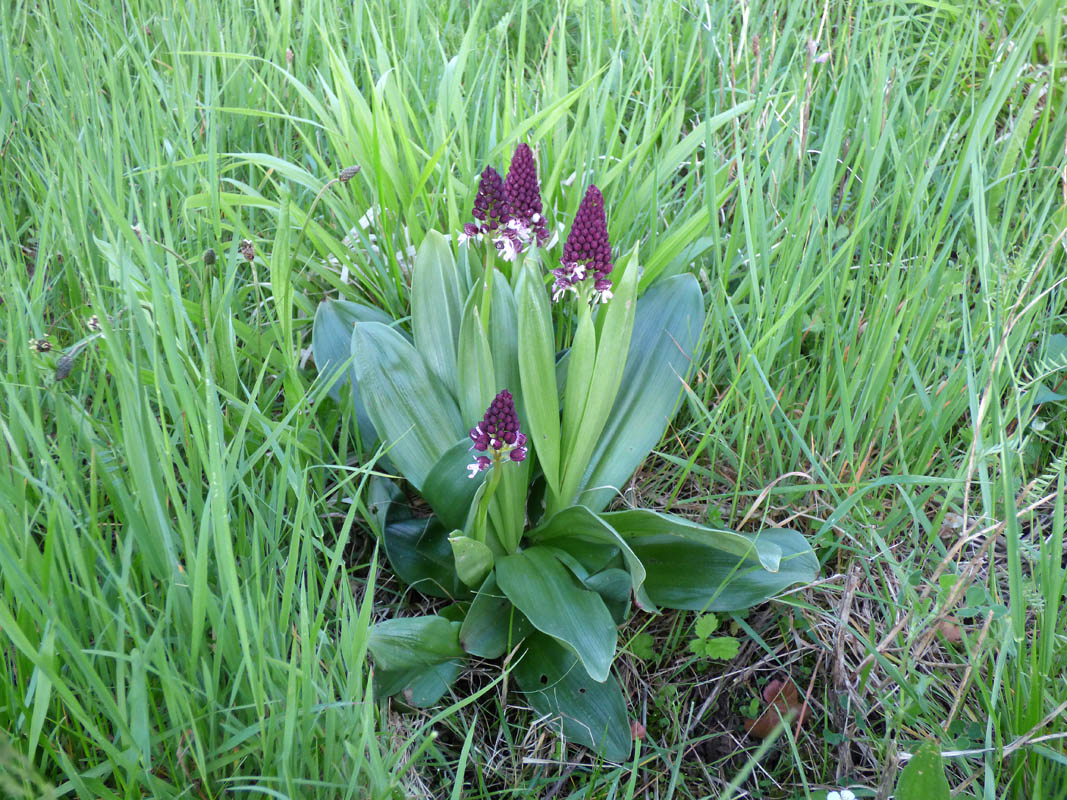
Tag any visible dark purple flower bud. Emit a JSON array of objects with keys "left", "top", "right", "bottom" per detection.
[
  {"left": 470, "top": 166, "right": 509, "bottom": 234},
  {"left": 466, "top": 389, "right": 528, "bottom": 477},
  {"left": 560, "top": 185, "right": 614, "bottom": 302},
  {"left": 503, "top": 143, "right": 549, "bottom": 249}
]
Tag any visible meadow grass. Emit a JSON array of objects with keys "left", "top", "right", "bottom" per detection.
[{"left": 1, "top": 0, "right": 1065, "bottom": 797}]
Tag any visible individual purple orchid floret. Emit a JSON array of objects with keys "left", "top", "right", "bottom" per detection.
[
  {"left": 496, "top": 143, "right": 549, "bottom": 261},
  {"left": 467, "top": 389, "right": 528, "bottom": 478},
  {"left": 459, "top": 166, "right": 509, "bottom": 245},
  {"left": 554, "top": 184, "right": 614, "bottom": 304}
]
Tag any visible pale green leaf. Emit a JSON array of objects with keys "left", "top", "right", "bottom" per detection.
[
  {"left": 352, "top": 321, "right": 464, "bottom": 490},
  {"left": 412, "top": 230, "right": 464, "bottom": 398},
  {"left": 517, "top": 261, "right": 561, "bottom": 495},
  {"left": 578, "top": 274, "right": 704, "bottom": 510}
]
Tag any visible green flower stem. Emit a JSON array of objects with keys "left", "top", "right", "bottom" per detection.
[
  {"left": 472, "top": 460, "right": 503, "bottom": 545},
  {"left": 479, "top": 248, "right": 494, "bottom": 336}
]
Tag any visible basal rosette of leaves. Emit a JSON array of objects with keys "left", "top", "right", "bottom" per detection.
[{"left": 311, "top": 155, "right": 818, "bottom": 761}]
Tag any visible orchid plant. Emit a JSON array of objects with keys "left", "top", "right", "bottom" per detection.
[{"left": 312, "top": 144, "right": 818, "bottom": 760}]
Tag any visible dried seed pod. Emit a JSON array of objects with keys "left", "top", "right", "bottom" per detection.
[
  {"left": 239, "top": 239, "right": 255, "bottom": 262},
  {"left": 338, "top": 165, "right": 360, "bottom": 183}
]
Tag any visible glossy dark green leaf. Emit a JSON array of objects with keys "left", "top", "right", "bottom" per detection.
[
  {"left": 376, "top": 660, "right": 464, "bottom": 707},
  {"left": 627, "top": 528, "right": 817, "bottom": 611},
  {"left": 311, "top": 299, "right": 396, "bottom": 441},
  {"left": 603, "top": 508, "right": 781, "bottom": 572},
  {"left": 352, "top": 321, "right": 464, "bottom": 490},
  {"left": 381, "top": 513, "right": 468, "bottom": 600},
  {"left": 577, "top": 274, "right": 704, "bottom": 511},
  {"left": 496, "top": 546, "right": 617, "bottom": 682},
  {"left": 459, "top": 573, "right": 533, "bottom": 659},
  {"left": 412, "top": 231, "right": 463, "bottom": 398},
  {"left": 514, "top": 633, "right": 631, "bottom": 761},
  {"left": 529, "top": 506, "right": 653, "bottom": 611},
  {"left": 422, "top": 439, "right": 485, "bottom": 531}
]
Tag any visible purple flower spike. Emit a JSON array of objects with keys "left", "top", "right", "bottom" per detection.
[
  {"left": 466, "top": 390, "right": 528, "bottom": 477},
  {"left": 460, "top": 167, "right": 509, "bottom": 246},
  {"left": 502, "top": 144, "right": 549, "bottom": 254},
  {"left": 559, "top": 185, "right": 614, "bottom": 303}
]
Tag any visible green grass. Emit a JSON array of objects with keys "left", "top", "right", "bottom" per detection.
[{"left": 2, "top": 0, "right": 1065, "bottom": 797}]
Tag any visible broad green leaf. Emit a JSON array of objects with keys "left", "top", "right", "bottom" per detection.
[
  {"left": 496, "top": 546, "right": 617, "bottom": 682},
  {"left": 583, "top": 568, "right": 632, "bottom": 624},
  {"left": 558, "top": 251, "right": 638, "bottom": 505},
  {"left": 311, "top": 299, "right": 398, "bottom": 443},
  {"left": 488, "top": 271, "right": 522, "bottom": 420},
  {"left": 456, "top": 288, "right": 496, "bottom": 425},
  {"left": 459, "top": 573, "right": 533, "bottom": 659},
  {"left": 896, "top": 741, "right": 950, "bottom": 800},
  {"left": 529, "top": 506, "right": 653, "bottom": 611},
  {"left": 422, "top": 439, "right": 485, "bottom": 531},
  {"left": 628, "top": 528, "right": 817, "bottom": 611},
  {"left": 560, "top": 302, "right": 596, "bottom": 468},
  {"left": 372, "top": 478, "right": 468, "bottom": 599},
  {"left": 412, "top": 230, "right": 463, "bottom": 398},
  {"left": 352, "top": 321, "right": 464, "bottom": 490},
  {"left": 514, "top": 633, "right": 631, "bottom": 761},
  {"left": 368, "top": 616, "right": 465, "bottom": 671},
  {"left": 449, "top": 534, "right": 494, "bottom": 588},
  {"left": 604, "top": 508, "right": 782, "bottom": 572},
  {"left": 376, "top": 660, "right": 464, "bottom": 708},
  {"left": 578, "top": 274, "right": 704, "bottom": 511},
  {"left": 517, "top": 261, "right": 561, "bottom": 496}
]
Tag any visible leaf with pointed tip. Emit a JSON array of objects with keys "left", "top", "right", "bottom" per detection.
[
  {"left": 311, "top": 299, "right": 397, "bottom": 441},
  {"left": 412, "top": 231, "right": 464, "bottom": 398},
  {"left": 604, "top": 508, "right": 781, "bottom": 572},
  {"left": 456, "top": 287, "right": 496, "bottom": 425},
  {"left": 578, "top": 274, "right": 703, "bottom": 511},
  {"left": 626, "top": 528, "right": 817, "bottom": 611},
  {"left": 496, "top": 546, "right": 617, "bottom": 682},
  {"left": 517, "top": 261, "right": 561, "bottom": 496},
  {"left": 352, "top": 321, "right": 464, "bottom": 490},
  {"left": 514, "top": 633, "right": 631, "bottom": 761},
  {"left": 529, "top": 506, "right": 654, "bottom": 611},
  {"left": 558, "top": 251, "right": 638, "bottom": 505}
]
